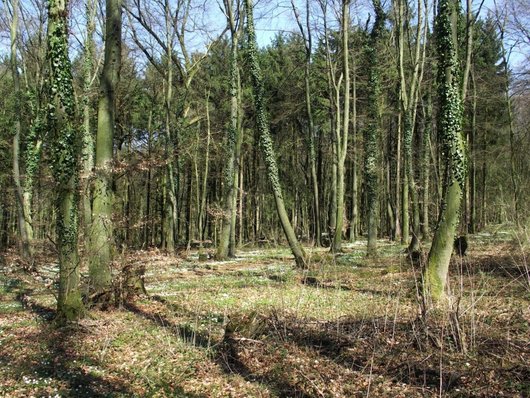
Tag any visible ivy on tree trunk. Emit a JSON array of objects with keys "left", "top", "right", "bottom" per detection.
[{"left": 423, "top": 0, "right": 467, "bottom": 303}]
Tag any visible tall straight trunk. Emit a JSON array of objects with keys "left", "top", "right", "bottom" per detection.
[
  {"left": 401, "top": 120, "right": 409, "bottom": 245},
  {"left": 229, "top": 93, "right": 243, "bottom": 256},
  {"left": 405, "top": 114, "right": 421, "bottom": 251},
  {"left": 89, "top": 0, "right": 122, "bottom": 296},
  {"left": 81, "top": 0, "right": 96, "bottom": 241},
  {"left": 395, "top": 113, "right": 402, "bottom": 240},
  {"left": 216, "top": 1, "right": 241, "bottom": 260},
  {"left": 332, "top": 0, "right": 351, "bottom": 253},
  {"left": 291, "top": 0, "right": 321, "bottom": 246},
  {"left": 144, "top": 110, "right": 153, "bottom": 246},
  {"left": 185, "top": 163, "right": 192, "bottom": 243},
  {"left": 238, "top": 153, "right": 244, "bottom": 245},
  {"left": 395, "top": 0, "right": 425, "bottom": 252},
  {"left": 320, "top": 1, "right": 340, "bottom": 241},
  {"left": 497, "top": 21, "right": 519, "bottom": 224},
  {"left": 244, "top": 0, "right": 307, "bottom": 268},
  {"left": 423, "top": 0, "right": 466, "bottom": 302},
  {"left": 199, "top": 97, "right": 211, "bottom": 242},
  {"left": 364, "top": 0, "right": 385, "bottom": 257},
  {"left": 10, "top": 0, "right": 33, "bottom": 261},
  {"left": 387, "top": 111, "right": 398, "bottom": 241},
  {"left": 163, "top": 2, "right": 177, "bottom": 251},
  {"left": 47, "top": 0, "right": 84, "bottom": 320},
  {"left": 349, "top": 56, "right": 358, "bottom": 242},
  {"left": 468, "top": 70, "right": 476, "bottom": 233},
  {"left": 421, "top": 95, "right": 432, "bottom": 239},
  {"left": 480, "top": 124, "right": 487, "bottom": 228}
]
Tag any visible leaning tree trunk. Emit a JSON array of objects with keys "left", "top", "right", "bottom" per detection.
[
  {"left": 89, "top": 0, "right": 122, "bottom": 299},
  {"left": 423, "top": 0, "right": 466, "bottom": 302},
  {"left": 244, "top": 0, "right": 307, "bottom": 268},
  {"left": 47, "top": 0, "right": 84, "bottom": 321},
  {"left": 364, "top": 0, "right": 385, "bottom": 257}
]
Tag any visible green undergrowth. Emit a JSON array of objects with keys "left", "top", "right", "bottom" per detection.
[{"left": 0, "top": 234, "right": 529, "bottom": 397}]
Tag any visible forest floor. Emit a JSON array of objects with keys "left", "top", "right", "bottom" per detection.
[{"left": 1, "top": 229, "right": 529, "bottom": 397}]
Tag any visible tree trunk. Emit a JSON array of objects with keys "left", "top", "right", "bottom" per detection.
[
  {"left": 47, "top": 0, "right": 84, "bottom": 320},
  {"left": 89, "top": 0, "right": 122, "bottom": 298},
  {"left": 349, "top": 56, "right": 358, "bottom": 243},
  {"left": 421, "top": 95, "right": 432, "bottom": 239},
  {"left": 244, "top": 0, "right": 307, "bottom": 268},
  {"left": 291, "top": 0, "right": 321, "bottom": 247},
  {"left": 468, "top": 70, "right": 476, "bottom": 233},
  {"left": 200, "top": 96, "right": 211, "bottom": 242},
  {"left": 229, "top": 93, "right": 243, "bottom": 257},
  {"left": 216, "top": 3, "right": 241, "bottom": 260},
  {"left": 10, "top": 0, "right": 33, "bottom": 262},
  {"left": 423, "top": 0, "right": 466, "bottom": 302},
  {"left": 394, "top": 0, "right": 425, "bottom": 252},
  {"left": 364, "top": 0, "right": 385, "bottom": 257},
  {"left": 81, "top": 0, "right": 96, "bottom": 243},
  {"left": 332, "top": 0, "right": 351, "bottom": 254}
]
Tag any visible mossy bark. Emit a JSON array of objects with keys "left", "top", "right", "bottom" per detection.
[
  {"left": 46, "top": 0, "right": 84, "bottom": 321},
  {"left": 244, "top": 0, "right": 307, "bottom": 268},
  {"left": 89, "top": 0, "right": 122, "bottom": 296},
  {"left": 423, "top": 0, "right": 466, "bottom": 302}
]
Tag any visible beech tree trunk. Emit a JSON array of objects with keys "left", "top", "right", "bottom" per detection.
[{"left": 89, "top": 0, "right": 122, "bottom": 298}]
